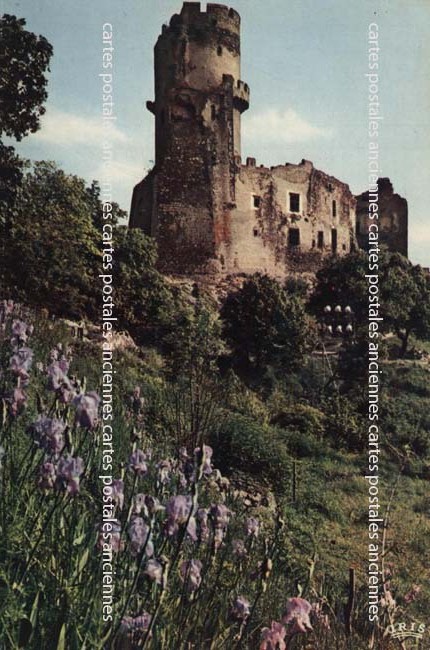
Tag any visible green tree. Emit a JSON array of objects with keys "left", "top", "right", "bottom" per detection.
[
  {"left": 3, "top": 161, "right": 100, "bottom": 318},
  {"left": 2, "top": 160, "right": 175, "bottom": 334},
  {"left": 221, "top": 273, "right": 313, "bottom": 377},
  {"left": 114, "top": 227, "right": 174, "bottom": 342},
  {"left": 0, "top": 143, "right": 26, "bottom": 207},
  {"left": 159, "top": 293, "right": 226, "bottom": 449},
  {"left": 309, "top": 250, "right": 369, "bottom": 325},
  {"left": 0, "top": 15, "right": 52, "bottom": 264},
  {"left": 0, "top": 14, "right": 53, "bottom": 140},
  {"left": 310, "top": 250, "right": 430, "bottom": 357},
  {"left": 161, "top": 286, "right": 224, "bottom": 374},
  {"left": 87, "top": 180, "right": 125, "bottom": 231},
  {"left": 381, "top": 255, "right": 430, "bottom": 356}
]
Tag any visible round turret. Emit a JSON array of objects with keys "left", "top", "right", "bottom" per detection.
[
  {"left": 155, "top": 3, "right": 241, "bottom": 98},
  {"left": 151, "top": 2, "right": 247, "bottom": 162}
]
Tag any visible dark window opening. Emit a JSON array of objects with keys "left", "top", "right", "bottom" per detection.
[
  {"left": 211, "top": 105, "right": 216, "bottom": 120},
  {"left": 288, "top": 228, "right": 300, "bottom": 247},
  {"left": 342, "top": 243, "right": 347, "bottom": 251},
  {"left": 171, "top": 95, "right": 195, "bottom": 121},
  {"left": 312, "top": 239, "right": 316, "bottom": 248},
  {"left": 317, "top": 231, "right": 324, "bottom": 249},
  {"left": 253, "top": 195, "right": 261, "bottom": 208},
  {"left": 289, "top": 192, "right": 300, "bottom": 212},
  {"left": 332, "top": 200, "right": 337, "bottom": 217},
  {"left": 217, "top": 45, "right": 222, "bottom": 56},
  {"left": 331, "top": 228, "right": 338, "bottom": 253},
  {"left": 253, "top": 227, "right": 259, "bottom": 237}
]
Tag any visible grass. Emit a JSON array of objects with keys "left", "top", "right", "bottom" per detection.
[{"left": 1, "top": 306, "right": 429, "bottom": 648}]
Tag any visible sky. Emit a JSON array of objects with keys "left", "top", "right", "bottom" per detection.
[{"left": 3, "top": 0, "right": 430, "bottom": 266}]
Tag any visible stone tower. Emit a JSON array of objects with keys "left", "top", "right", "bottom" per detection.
[
  {"left": 130, "top": 3, "right": 358, "bottom": 277},
  {"left": 130, "top": 2, "right": 250, "bottom": 273}
]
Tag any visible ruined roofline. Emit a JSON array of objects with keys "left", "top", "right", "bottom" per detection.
[
  {"left": 312, "top": 167, "right": 354, "bottom": 193},
  {"left": 355, "top": 177, "right": 405, "bottom": 201},
  {"left": 242, "top": 157, "right": 314, "bottom": 171},
  {"left": 241, "top": 157, "right": 354, "bottom": 191}
]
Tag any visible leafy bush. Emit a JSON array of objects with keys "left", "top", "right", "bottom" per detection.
[
  {"left": 210, "top": 412, "right": 292, "bottom": 493},
  {"left": 323, "top": 395, "right": 366, "bottom": 451},
  {"left": 271, "top": 404, "right": 326, "bottom": 439}
]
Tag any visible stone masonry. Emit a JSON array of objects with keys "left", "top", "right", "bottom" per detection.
[
  {"left": 130, "top": 2, "right": 407, "bottom": 277},
  {"left": 355, "top": 178, "right": 408, "bottom": 257}
]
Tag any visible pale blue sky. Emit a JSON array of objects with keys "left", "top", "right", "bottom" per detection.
[{"left": 3, "top": 0, "right": 430, "bottom": 265}]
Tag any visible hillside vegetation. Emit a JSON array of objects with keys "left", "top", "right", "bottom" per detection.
[{"left": 0, "top": 286, "right": 429, "bottom": 649}]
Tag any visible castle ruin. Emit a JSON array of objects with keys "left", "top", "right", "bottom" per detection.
[
  {"left": 130, "top": 2, "right": 407, "bottom": 276},
  {"left": 356, "top": 178, "right": 408, "bottom": 257}
]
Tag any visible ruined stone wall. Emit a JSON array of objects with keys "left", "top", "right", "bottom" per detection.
[
  {"left": 214, "top": 159, "right": 356, "bottom": 276},
  {"left": 309, "top": 168, "right": 356, "bottom": 255},
  {"left": 129, "top": 3, "right": 389, "bottom": 280},
  {"left": 356, "top": 178, "right": 408, "bottom": 256}
]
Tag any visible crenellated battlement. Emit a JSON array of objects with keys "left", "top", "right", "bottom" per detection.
[
  {"left": 180, "top": 2, "right": 201, "bottom": 18},
  {"left": 179, "top": 2, "right": 240, "bottom": 23},
  {"left": 236, "top": 79, "right": 249, "bottom": 93},
  {"left": 164, "top": 2, "right": 240, "bottom": 36},
  {"left": 206, "top": 4, "right": 240, "bottom": 25},
  {"left": 233, "top": 78, "right": 250, "bottom": 112},
  {"left": 221, "top": 75, "right": 249, "bottom": 92}
]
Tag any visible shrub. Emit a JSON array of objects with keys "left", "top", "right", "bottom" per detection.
[{"left": 210, "top": 412, "right": 292, "bottom": 493}]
